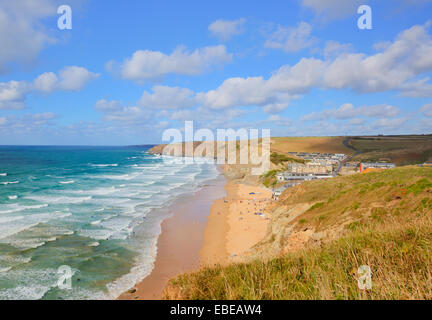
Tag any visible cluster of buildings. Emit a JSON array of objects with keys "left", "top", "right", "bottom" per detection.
[
  {"left": 276, "top": 152, "right": 347, "bottom": 183},
  {"left": 287, "top": 152, "right": 346, "bottom": 165},
  {"left": 286, "top": 162, "right": 333, "bottom": 175},
  {"left": 271, "top": 152, "right": 398, "bottom": 200},
  {"left": 276, "top": 172, "right": 334, "bottom": 182},
  {"left": 359, "top": 162, "right": 396, "bottom": 172},
  {"left": 272, "top": 152, "right": 347, "bottom": 200}
]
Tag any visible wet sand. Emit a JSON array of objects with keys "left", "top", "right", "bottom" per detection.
[
  {"left": 119, "top": 174, "right": 226, "bottom": 300},
  {"left": 120, "top": 174, "right": 272, "bottom": 300}
]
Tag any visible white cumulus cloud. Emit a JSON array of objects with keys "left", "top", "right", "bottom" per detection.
[
  {"left": 0, "top": 0, "right": 57, "bottom": 73},
  {"left": 138, "top": 86, "right": 195, "bottom": 110},
  {"left": 57, "top": 66, "right": 100, "bottom": 91},
  {"left": 33, "top": 72, "right": 58, "bottom": 93},
  {"left": 1, "top": 66, "right": 98, "bottom": 110},
  {"left": 111, "top": 45, "right": 233, "bottom": 81},
  {"left": 34, "top": 67, "right": 99, "bottom": 93},
  {"left": 420, "top": 103, "right": 432, "bottom": 117},
  {"left": 0, "top": 81, "right": 29, "bottom": 109},
  {"left": 265, "top": 22, "right": 317, "bottom": 53},
  {"left": 196, "top": 57, "right": 324, "bottom": 112},
  {"left": 208, "top": 18, "right": 246, "bottom": 41},
  {"left": 301, "top": 0, "right": 367, "bottom": 20},
  {"left": 302, "top": 103, "right": 400, "bottom": 121}
]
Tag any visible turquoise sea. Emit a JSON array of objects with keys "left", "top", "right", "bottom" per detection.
[{"left": 0, "top": 146, "right": 219, "bottom": 299}]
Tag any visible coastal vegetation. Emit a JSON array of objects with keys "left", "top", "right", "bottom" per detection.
[
  {"left": 148, "top": 135, "right": 432, "bottom": 167},
  {"left": 348, "top": 135, "right": 432, "bottom": 165},
  {"left": 261, "top": 170, "right": 280, "bottom": 188},
  {"left": 270, "top": 137, "right": 353, "bottom": 155},
  {"left": 261, "top": 153, "right": 304, "bottom": 187},
  {"left": 163, "top": 166, "right": 432, "bottom": 300},
  {"left": 270, "top": 152, "right": 305, "bottom": 165}
]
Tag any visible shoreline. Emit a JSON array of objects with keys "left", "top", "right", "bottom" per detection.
[
  {"left": 119, "top": 174, "right": 227, "bottom": 300},
  {"left": 119, "top": 166, "right": 272, "bottom": 300},
  {"left": 201, "top": 180, "right": 272, "bottom": 267}
]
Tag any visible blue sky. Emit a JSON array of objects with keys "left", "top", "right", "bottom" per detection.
[{"left": 0, "top": 0, "right": 432, "bottom": 145}]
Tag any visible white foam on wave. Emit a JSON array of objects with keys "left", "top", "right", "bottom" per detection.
[
  {"left": 33, "top": 225, "right": 75, "bottom": 238},
  {"left": 0, "top": 256, "right": 32, "bottom": 273},
  {"left": 1, "top": 181, "right": 19, "bottom": 185},
  {"left": 78, "top": 229, "right": 114, "bottom": 241},
  {"left": 0, "top": 285, "right": 48, "bottom": 300},
  {"left": 88, "top": 242, "right": 100, "bottom": 247},
  {"left": 0, "top": 151, "right": 220, "bottom": 300},
  {"left": 100, "top": 216, "right": 131, "bottom": 232},
  {"left": 27, "top": 204, "right": 49, "bottom": 209},
  {"left": 45, "top": 175, "right": 65, "bottom": 178},
  {"left": 26, "top": 195, "right": 91, "bottom": 204},
  {"left": 0, "top": 211, "right": 71, "bottom": 240},
  {"left": 94, "top": 173, "right": 139, "bottom": 181},
  {"left": 87, "top": 186, "right": 116, "bottom": 196},
  {"left": 0, "top": 203, "right": 48, "bottom": 214},
  {"left": 89, "top": 164, "right": 118, "bottom": 167},
  {"left": 94, "top": 154, "right": 220, "bottom": 299},
  {"left": 60, "top": 180, "right": 75, "bottom": 185},
  {"left": 69, "top": 186, "right": 116, "bottom": 196},
  {"left": 11, "top": 240, "right": 47, "bottom": 250},
  {"left": 0, "top": 256, "right": 31, "bottom": 265},
  {"left": 104, "top": 220, "right": 161, "bottom": 299},
  {"left": 0, "top": 216, "right": 24, "bottom": 224},
  {"left": 5, "top": 233, "right": 61, "bottom": 251},
  {"left": 0, "top": 268, "right": 59, "bottom": 300},
  {"left": 102, "top": 214, "right": 116, "bottom": 221},
  {"left": 0, "top": 173, "right": 7, "bottom": 176},
  {"left": 8, "top": 195, "right": 18, "bottom": 200}
]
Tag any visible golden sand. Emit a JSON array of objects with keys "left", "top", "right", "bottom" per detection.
[
  {"left": 201, "top": 181, "right": 272, "bottom": 266},
  {"left": 120, "top": 176, "right": 272, "bottom": 299}
]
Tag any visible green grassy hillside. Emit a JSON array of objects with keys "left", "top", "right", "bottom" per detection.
[
  {"left": 349, "top": 135, "right": 432, "bottom": 165},
  {"left": 164, "top": 167, "right": 432, "bottom": 300}
]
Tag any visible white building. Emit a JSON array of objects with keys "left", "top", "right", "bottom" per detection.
[{"left": 360, "top": 162, "right": 396, "bottom": 172}]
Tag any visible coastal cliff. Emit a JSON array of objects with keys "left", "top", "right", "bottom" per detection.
[
  {"left": 163, "top": 166, "right": 432, "bottom": 299},
  {"left": 146, "top": 136, "right": 432, "bottom": 300},
  {"left": 147, "top": 141, "right": 274, "bottom": 185},
  {"left": 148, "top": 144, "right": 167, "bottom": 155}
]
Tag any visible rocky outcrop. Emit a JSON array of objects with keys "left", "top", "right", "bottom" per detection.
[{"left": 148, "top": 144, "right": 167, "bottom": 155}]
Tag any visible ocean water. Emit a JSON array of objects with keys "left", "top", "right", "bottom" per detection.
[{"left": 0, "top": 146, "right": 219, "bottom": 300}]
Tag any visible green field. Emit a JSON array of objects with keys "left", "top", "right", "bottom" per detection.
[{"left": 348, "top": 135, "right": 432, "bottom": 165}]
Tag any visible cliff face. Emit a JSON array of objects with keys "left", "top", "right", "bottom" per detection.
[
  {"left": 148, "top": 144, "right": 167, "bottom": 155},
  {"left": 163, "top": 166, "right": 432, "bottom": 300},
  {"left": 148, "top": 142, "right": 204, "bottom": 156},
  {"left": 147, "top": 142, "right": 271, "bottom": 186}
]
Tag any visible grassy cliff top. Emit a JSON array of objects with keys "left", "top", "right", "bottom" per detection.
[{"left": 164, "top": 166, "right": 432, "bottom": 300}]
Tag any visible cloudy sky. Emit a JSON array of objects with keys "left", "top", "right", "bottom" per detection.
[{"left": 1, "top": 0, "right": 432, "bottom": 145}]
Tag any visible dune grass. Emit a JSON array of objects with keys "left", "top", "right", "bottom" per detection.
[
  {"left": 164, "top": 167, "right": 432, "bottom": 300},
  {"left": 165, "top": 217, "right": 432, "bottom": 299}
]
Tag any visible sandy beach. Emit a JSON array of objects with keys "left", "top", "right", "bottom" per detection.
[
  {"left": 201, "top": 181, "right": 272, "bottom": 266},
  {"left": 120, "top": 173, "right": 272, "bottom": 300},
  {"left": 119, "top": 175, "right": 226, "bottom": 300}
]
